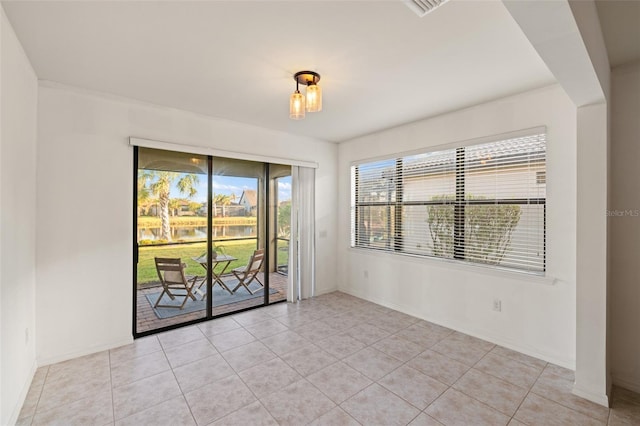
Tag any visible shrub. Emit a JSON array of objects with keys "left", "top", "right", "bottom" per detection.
[{"left": 427, "top": 195, "right": 521, "bottom": 265}]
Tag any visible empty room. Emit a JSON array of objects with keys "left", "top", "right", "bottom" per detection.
[{"left": 1, "top": 0, "right": 639, "bottom": 425}]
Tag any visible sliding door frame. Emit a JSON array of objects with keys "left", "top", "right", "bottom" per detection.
[
  {"left": 132, "top": 146, "right": 282, "bottom": 339},
  {"left": 263, "top": 163, "right": 271, "bottom": 306}
]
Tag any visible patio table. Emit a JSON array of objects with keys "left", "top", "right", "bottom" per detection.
[{"left": 192, "top": 254, "right": 238, "bottom": 297}]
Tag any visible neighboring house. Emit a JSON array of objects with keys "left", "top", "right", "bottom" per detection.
[
  {"left": 145, "top": 200, "right": 196, "bottom": 217},
  {"left": 239, "top": 190, "right": 257, "bottom": 215},
  {"left": 197, "top": 202, "right": 244, "bottom": 217},
  {"left": 174, "top": 199, "right": 195, "bottom": 217},
  {"left": 145, "top": 203, "right": 159, "bottom": 217}
]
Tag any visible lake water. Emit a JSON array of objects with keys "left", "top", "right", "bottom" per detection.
[{"left": 138, "top": 225, "right": 257, "bottom": 241}]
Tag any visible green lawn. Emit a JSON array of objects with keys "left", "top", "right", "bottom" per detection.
[
  {"left": 276, "top": 239, "right": 289, "bottom": 268},
  {"left": 137, "top": 239, "right": 289, "bottom": 286},
  {"left": 137, "top": 240, "right": 256, "bottom": 285}
]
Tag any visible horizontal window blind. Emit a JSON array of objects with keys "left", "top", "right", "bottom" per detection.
[
  {"left": 353, "top": 158, "right": 397, "bottom": 250},
  {"left": 351, "top": 132, "right": 546, "bottom": 274}
]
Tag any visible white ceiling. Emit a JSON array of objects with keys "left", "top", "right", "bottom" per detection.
[
  {"left": 595, "top": 0, "right": 640, "bottom": 68},
  {"left": 2, "top": 0, "right": 556, "bottom": 142}
]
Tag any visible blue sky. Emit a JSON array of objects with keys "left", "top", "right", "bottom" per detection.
[{"left": 170, "top": 174, "right": 291, "bottom": 203}]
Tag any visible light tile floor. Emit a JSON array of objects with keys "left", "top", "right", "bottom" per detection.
[{"left": 17, "top": 291, "right": 640, "bottom": 425}]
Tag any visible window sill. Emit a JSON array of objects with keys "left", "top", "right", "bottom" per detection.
[{"left": 347, "top": 246, "right": 557, "bottom": 286}]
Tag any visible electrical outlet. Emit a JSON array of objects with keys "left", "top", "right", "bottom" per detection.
[
  {"left": 363, "top": 270, "right": 369, "bottom": 279},
  {"left": 493, "top": 299, "right": 502, "bottom": 312}
]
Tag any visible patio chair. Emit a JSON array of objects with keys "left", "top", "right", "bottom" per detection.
[
  {"left": 231, "top": 249, "right": 265, "bottom": 294},
  {"left": 154, "top": 258, "right": 202, "bottom": 309}
]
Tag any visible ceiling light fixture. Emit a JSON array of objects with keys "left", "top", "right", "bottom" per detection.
[{"left": 289, "top": 71, "right": 322, "bottom": 120}]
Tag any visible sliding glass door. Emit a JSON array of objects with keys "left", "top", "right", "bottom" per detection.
[
  {"left": 272, "top": 167, "right": 292, "bottom": 276},
  {"left": 135, "top": 148, "right": 208, "bottom": 334},
  {"left": 210, "top": 157, "right": 265, "bottom": 316},
  {"left": 134, "top": 147, "right": 290, "bottom": 336},
  {"left": 270, "top": 165, "right": 292, "bottom": 302}
]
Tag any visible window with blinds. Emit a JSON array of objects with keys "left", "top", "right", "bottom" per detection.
[{"left": 350, "top": 132, "right": 546, "bottom": 274}]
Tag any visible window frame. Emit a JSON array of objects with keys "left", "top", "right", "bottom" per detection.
[{"left": 350, "top": 129, "right": 547, "bottom": 275}]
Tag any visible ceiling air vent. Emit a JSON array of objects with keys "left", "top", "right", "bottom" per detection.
[{"left": 403, "top": 0, "right": 450, "bottom": 17}]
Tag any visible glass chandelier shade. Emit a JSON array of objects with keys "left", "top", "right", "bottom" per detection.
[
  {"left": 289, "top": 89, "right": 305, "bottom": 120},
  {"left": 305, "top": 83, "right": 322, "bottom": 112}
]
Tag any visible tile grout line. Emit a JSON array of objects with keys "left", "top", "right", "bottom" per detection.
[
  {"left": 178, "top": 360, "right": 236, "bottom": 397},
  {"left": 186, "top": 306, "right": 324, "bottom": 421},
  {"left": 305, "top": 358, "right": 361, "bottom": 406},
  {"left": 108, "top": 350, "right": 116, "bottom": 424},
  {"left": 375, "top": 360, "right": 449, "bottom": 414},
  {"left": 226, "top": 369, "right": 263, "bottom": 420},
  {"left": 508, "top": 357, "right": 549, "bottom": 425},
  {"left": 526, "top": 369, "right": 613, "bottom": 422},
  {"left": 232, "top": 318, "right": 297, "bottom": 425},
  {"left": 110, "top": 357, "right": 171, "bottom": 390},
  {"left": 528, "top": 387, "right": 610, "bottom": 424},
  {"left": 248, "top": 376, "right": 292, "bottom": 424},
  {"left": 29, "top": 365, "right": 50, "bottom": 424},
  {"left": 434, "top": 343, "right": 524, "bottom": 423},
  {"left": 22, "top": 359, "right": 114, "bottom": 423},
  {"left": 251, "top": 313, "right": 361, "bottom": 424},
  {"left": 21, "top": 366, "right": 47, "bottom": 426},
  {"left": 337, "top": 381, "right": 378, "bottom": 412},
  {"left": 468, "top": 350, "right": 542, "bottom": 393},
  {"left": 112, "top": 343, "right": 184, "bottom": 423},
  {"left": 416, "top": 333, "right": 504, "bottom": 423},
  {"left": 164, "top": 344, "right": 199, "bottom": 426},
  {"left": 29, "top": 367, "right": 48, "bottom": 424},
  {"left": 423, "top": 374, "right": 484, "bottom": 423},
  {"left": 311, "top": 320, "right": 450, "bottom": 423}
]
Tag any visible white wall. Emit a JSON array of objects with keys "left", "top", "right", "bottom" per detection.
[
  {"left": 36, "top": 83, "right": 338, "bottom": 364},
  {"left": 503, "top": 0, "right": 610, "bottom": 405},
  {"left": 0, "top": 6, "right": 38, "bottom": 425},
  {"left": 338, "top": 85, "right": 578, "bottom": 367},
  {"left": 575, "top": 102, "right": 609, "bottom": 405},
  {"left": 609, "top": 60, "right": 640, "bottom": 393},
  {"left": 567, "top": 0, "right": 611, "bottom": 406}
]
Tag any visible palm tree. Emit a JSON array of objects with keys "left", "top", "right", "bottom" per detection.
[
  {"left": 213, "top": 193, "right": 233, "bottom": 217},
  {"left": 144, "top": 171, "right": 199, "bottom": 241},
  {"left": 137, "top": 170, "right": 154, "bottom": 216},
  {"left": 168, "top": 199, "right": 179, "bottom": 217}
]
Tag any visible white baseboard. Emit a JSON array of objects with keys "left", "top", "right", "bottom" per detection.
[
  {"left": 8, "top": 359, "right": 37, "bottom": 426},
  {"left": 316, "top": 286, "right": 338, "bottom": 296},
  {"left": 612, "top": 374, "right": 640, "bottom": 394},
  {"left": 572, "top": 384, "right": 610, "bottom": 407},
  {"left": 337, "top": 286, "right": 575, "bottom": 370},
  {"left": 37, "top": 336, "right": 133, "bottom": 366}
]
